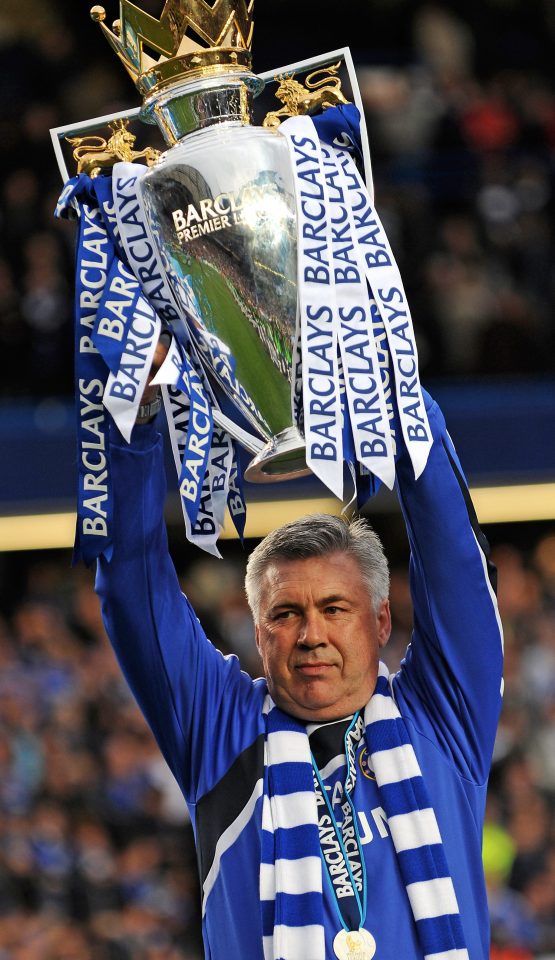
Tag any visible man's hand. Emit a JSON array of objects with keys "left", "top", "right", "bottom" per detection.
[
  {"left": 141, "top": 332, "right": 171, "bottom": 405},
  {"left": 135, "top": 332, "right": 171, "bottom": 423}
]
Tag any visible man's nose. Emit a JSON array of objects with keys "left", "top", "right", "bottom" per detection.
[{"left": 297, "top": 611, "right": 326, "bottom": 647}]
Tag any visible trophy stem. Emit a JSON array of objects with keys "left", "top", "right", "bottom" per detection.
[
  {"left": 141, "top": 73, "right": 263, "bottom": 145},
  {"left": 244, "top": 427, "right": 310, "bottom": 483}
]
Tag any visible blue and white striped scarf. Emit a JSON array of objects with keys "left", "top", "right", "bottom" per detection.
[{"left": 261, "top": 662, "right": 469, "bottom": 960}]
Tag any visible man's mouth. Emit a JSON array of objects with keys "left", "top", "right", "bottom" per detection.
[{"left": 295, "top": 662, "right": 335, "bottom": 676}]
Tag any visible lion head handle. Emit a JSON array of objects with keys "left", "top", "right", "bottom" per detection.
[
  {"left": 66, "top": 120, "right": 160, "bottom": 177},
  {"left": 263, "top": 62, "right": 349, "bottom": 128}
]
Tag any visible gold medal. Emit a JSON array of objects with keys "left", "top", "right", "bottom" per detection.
[{"left": 333, "top": 928, "right": 377, "bottom": 960}]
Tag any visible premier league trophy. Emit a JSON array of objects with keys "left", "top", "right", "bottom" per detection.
[{"left": 54, "top": 0, "right": 432, "bottom": 560}]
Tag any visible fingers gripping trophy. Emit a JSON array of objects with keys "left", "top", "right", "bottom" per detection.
[{"left": 54, "top": 0, "right": 433, "bottom": 562}]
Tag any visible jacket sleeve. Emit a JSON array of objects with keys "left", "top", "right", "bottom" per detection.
[
  {"left": 392, "top": 393, "right": 504, "bottom": 784},
  {"left": 95, "top": 424, "right": 264, "bottom": 807}
]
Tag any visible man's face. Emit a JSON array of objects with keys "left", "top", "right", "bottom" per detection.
[{"left": 255, "top": 552, "right": 391, "bottom": 721}]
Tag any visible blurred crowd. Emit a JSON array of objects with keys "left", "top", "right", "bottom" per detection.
[
  {"left": 482, "top": 534, "right": 555, "bottom": 959},
  {"left": 0, "top": 0, "right": 554, "bottom": 397},
  {"left": 0, "top": 528, "right": 555, "bottom": 957},
  {"left": 385, "top": 530, "right": 555, "bottom": 960},
  {"left": 0, "top": 557, "right": 203, "bottom": 959},
  {"left": 357, "top": 3, "right": 555, "bottom": 380}
]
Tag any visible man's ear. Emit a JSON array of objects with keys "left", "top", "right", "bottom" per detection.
[
  {"left": 377, "top": 599, "right": 392, "bottom": 649},
  {"left": 255, "top": 623, "right": 261, "bottom": 655}
]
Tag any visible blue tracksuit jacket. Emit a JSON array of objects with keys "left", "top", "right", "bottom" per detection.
[{"left": 96, "top": 396, "right": 503, "bottom": 959}]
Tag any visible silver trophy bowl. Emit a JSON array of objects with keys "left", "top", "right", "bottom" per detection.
[{"left": 140, "top": 75, "right": 308, "bottom": 482}]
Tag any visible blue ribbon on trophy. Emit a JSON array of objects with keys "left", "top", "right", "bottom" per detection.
[
  {"left": 57, "top": 163, "right": 249, "bottom": 558},
  {"left": 312, "top": 103, "right": 364, "bottom": 165},
  {"left": 56, "top": 175, "right": 115, "bottom": 565},
  {"left": 91, "top": 173, "right": 125, "bottom": 256}
]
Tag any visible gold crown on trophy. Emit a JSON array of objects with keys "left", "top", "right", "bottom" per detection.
[{"left": 90, "top": 0, "right": 255, "bottom": 99}]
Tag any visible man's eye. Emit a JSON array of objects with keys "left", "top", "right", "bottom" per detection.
[
  {"left": 325, "top": 605, "right": 343, "bottom": 614},
  {"left": 274, "top": 610, "right": 295, "bottom": 620}
]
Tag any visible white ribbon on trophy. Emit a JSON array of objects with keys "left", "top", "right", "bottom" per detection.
[
  {"left": 320, "top": 140, "right": 395, "bottom": 489},
  {"left": 103, "top": 295, "right": 161, "bottom": 442},
  {"left": 112, "top": 162, "right": 183, "bottom": 329},
  {"left": 333, "top": 147, "right": 432, "bottom": 479},
  {"left": 152, "top": 336, "right": 234, "bottom": 557},
  {"left": 282, "top": 115, "right": 431, "bottom": 488},
  {"left": 281, "top": 115, "right": 344, "bottom": 501}
]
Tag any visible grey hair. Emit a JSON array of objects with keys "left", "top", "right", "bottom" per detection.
[{"left": 245, "top": 513, "right": 389, "bottom": 620}]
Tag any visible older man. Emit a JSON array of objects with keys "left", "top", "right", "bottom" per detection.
[{"left": 96, "top": 387, "right": 503, "bottom": 960}]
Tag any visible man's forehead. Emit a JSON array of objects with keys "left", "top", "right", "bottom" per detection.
[{"left": 259, "top": 552, "right": 365, "bottom": 598}]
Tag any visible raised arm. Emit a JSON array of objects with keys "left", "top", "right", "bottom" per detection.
[
  {"left": 95, "top": 422, "right": 263, "bottom": 807},
  {"left": 392, "top": 392, "right": 504, "bottom": 783}
]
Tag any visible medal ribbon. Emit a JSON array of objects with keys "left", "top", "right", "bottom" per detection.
[{"left": 312, "top": 714, "right": 367, "bottom": 934}]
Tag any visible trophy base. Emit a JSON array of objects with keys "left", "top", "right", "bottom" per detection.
[{"left": 244, "top": 427, "right": 311, "bottom": 483}]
